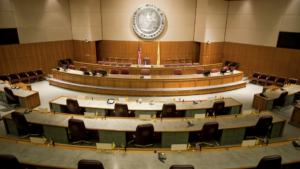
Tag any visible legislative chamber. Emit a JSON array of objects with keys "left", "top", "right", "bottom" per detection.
[{"left": 0, "top": 0, "right": 300, "bottom": 169}]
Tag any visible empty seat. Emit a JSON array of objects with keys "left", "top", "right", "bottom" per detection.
[
  {"left": 256, "top": 155, "right": 282, "bottom": 169},
  {"left": 141, "top": 69, "right": 150, "bottom": 75},
  {"left": 195, "top": 68, "right": 204, "bottom": 74},
  {"left": 35, "top": 69, "right": 45, "bottom": 81},
  {"left": 178, "top": 63, "right": 185, "bottom": 67},
  {"left": 249, "top": 72, "right": 261, "bottom": 84},
  {"left": 104, "top": 62, "right": 110, "bottom": 65},
  {"left": 275, "top": 77, "right": 287, "bottom": 87},
  {"left": 193, "top": 63, "right": 199, "bottom": 66},
  {"left": 258, "top": 73, "right": 269, "bottom": 85},
  {"left": 18, "top": 72, "right": 29, "bottom": 83},
  {"left": 114, "top": 103, "right": 131, "bottom": 117},
  {"left": 68, "top": 65, "right": 75, "bottom": 70},
  {"left": 172, "top": 64, "right": 178, "bottom": 67},
  {"left": 164, "top": 64, "right": 171, "bottom": 67},
  {"left": 174, "top": 69, "right": 183, "bottom": 75},
  {"left": 266, "top": 75, "right": 277, "bottom": 86},
  {"left": 118, "top": 63, "right": 124, "bottom": 66},
  {"left": 143, "top": 57, "right": 151, "bottom": 65},
  {"left": 171, "top": 58, "right": 178, "bottom": 64},
  {"left": 110, "top": 62, "right": 117, "bottom": 66},
  {"left": 79, "top": 66, "right": 87, "bottom": 72},
  {"left": 98, "top": 61, "right": 104, "bottom": 65},
  {"left": 26, "top": 71, "right": 37, "bottom": 82},
  {"left": 288, "top": 78, "right": 298, "bottom": 84},
  {"left": 0, "top": 74, "right": 9, "bottom": 82},
  {"left": 111, "top": 69, "right": 119, "bottom": 74},
  {"left": 211, "top": 68, "right": 218, "bottom": 73},
  {"left": 125, "top": 63, "right": 132, "bottom": 66},
  {"left": 78, "top": 159, "right": 104, "bottom": 169},
  {"left": 96, "top": 68, "right": 103, "bottom": 73},
  {"left": 186, "top": 63, "right": 192, "bottom": 66},
  {"left": 58, "top": 59, "right": 67, "bottom": 67},
  {"left": 121, "top": 68, "right": 130, "bottom": 75},
  {"left": 162, "top": 103, "right": 176, "bottom": 117},
  {"left": 66, "top": 58, "right": 73, "bottom": 65},
  {"left": 0, "top": 154, "right": 24, "bottom": 169},
  {"left": 8, "top": 74, "right": 20, "bottom": 84}
]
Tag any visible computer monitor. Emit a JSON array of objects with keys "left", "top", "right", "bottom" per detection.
[
  {"left": 98, "top": 70, "right": 108, "bottom": 76},
  {"left": 230, "top": 67, "right": 235, "bottom": 73},
  {"left": 62, "top": 64, "right": 67, "bottom": 71},
  {"left": 91, "top": 69, "right": 96, "bottom": 76},
  {"left": 220, "top": 69, "right": 227, "bottom": 75},
  {"left": 203, "top": 70, "right": 210, "bottom": 77}
]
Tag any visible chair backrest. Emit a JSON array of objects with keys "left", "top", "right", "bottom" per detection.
[
  {"left": 18, "top": 72, "right": 27, "bottom": 77},
  {"left": 172, "top": 64, "right": 178, "bottom": 67},
  {"left": 118, "top": 63, "right": 124, "bottom": 66},
  {"left": 288, "top": 78, "right": 298, "bottom": 84},
  {"left": 98, "top": 61, "right": 104, "bottom": 65},
  {"left": 79, "top": 66, "right": 87, "bottom": 72},
  {"left": 122, "top": 58, "right": 129, "bottom": 63},
  {"left": 108, "top": 57, "right": 115, "bottom": 62},
  {"left": 66, "top": 98, "right": 83, "bottom": 115},
  {"left": 254, "top": 115, "right": 273, "bottom": 137},
  {"left": 66, "top": 58, "right": 72, "bottom": 64},
  {"left": 111, "top": 69, "right": 119, "bottom": 74},
  {"left": 162, "top": 103, "right": 176, "bottom": 117},
  {"left": 193, "top": 63, "right": 199, "bottom": 66},
  {"left": 11, "top": 111, "right": 30, "bottom": 132},
  {"left": 143, "top": 57, "right": 151, "bottom": 65},
  {"left": 35, "top": 69, "right": 43, "bottom": 75},
  {"left": 185, "top": 59, "right": 192, "bottom": 63},
  {"left": 68, "top": 65, "right": 75, "bottom": 70},
  {"left": 78, "top": 159, "right": 104, "bottom": 169},
  {"left": 0, "top": 154, "right": 22, "bottom": 169},
  {"left": 276, "top": 77, "right": 287, "bottom": 83},
  {"left": 114, "top": 103, "right": 129, "bottom": 117},
  {"left": 223, "top": 66, "right": 228, "bottom": 70},
  {"left": 186, "top": 63, "right": 192, "bottom": 66},
  {"left": 0, "top": 74, "right": 9, "bottom": 81},
  {"left": 104, "top": 62, "right": 110, "bottom": 65},
  {"left": 256, "top": 155, "right": 282, "bottom": 169},
  {"left": 199, "top": 122, "right": 219, "bottom": 142},
  {"left": 26, "top": 71, "right": 35, "bottom": 76},
  {"left": 135, "top": 124, "right": 154, "bottom": 145},
  {"left": 141, "top": 69, "right": 150, "bottom": 75},
  {"left": 8, "top": 73, "right": 18, "bottom": 79},
  {"left": 125, "top": 63, "right": 132, "bottom": 66},
  {"left": 68, "top": 119, "right": 87, "bottom": 139},
  {"left": 211, "top": 101, "right": 225, "bottom": 116},
  {"left": 179, "top": 58, "right": 185, "bottom": 63},
  {"left": 277, "top": 91, "right": 288, "bottom": 103},
  {"left": 110, "top": 62, "right": 117, "bottom": 66},
  {"left": 174, "top": 69, "right": 183, "bottom": 75},
  {"left": 103, "top": 57, "right": 109, "bottom": 61},
  {"left": 253, "top": 72, "right": 261, "bottom": 78},
  {"left": 164, "top": 59, "right": 171, "bottom": 64},
  {"left": 164, "top": 64, "right": 171, "bottom": 67},
  {"left": 225, "top": 60, "right": 231, "bottom": 65},
  {"left": 121, "top": 68, "right": 130, "bottom": 75},
  {"left": 211, "top": 68, "right": 218, "bottom": 73},
  {"left": 96, "top": 68, "right": 103, "bottom": 73},
  {"left": 196, "top": 68, "right": 204, "bottom": 74},
  {"left": 178, "top": 63, "right": 185, "bottom": 67},
  {"left": 171, "top": 58, "right": 178, "bottom": 64},
  {"left": 4, "top": 87, "right": 17, "bottom": 102},
  {"left": 170, "top": 165, "right": 194, "bottom": 169},
  {"left": 268, "top": 75, "right": 277, "bottom": 81},
  {"left": 259, "top": 73, "right": 269, "bottom": 79},
  {"left": 115, "top": 58, "right": 122, "bottom": 63}
]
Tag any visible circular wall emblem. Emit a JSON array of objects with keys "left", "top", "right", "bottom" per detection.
[
  {"left": 118, "top": 107, "right": 123, "bottom": 113},
  {"left": 209, "top": 128, "right": 215, "bottom": 134},
  {"left": 132, "top": 4, "right": 165, "bottom": 39},
  {"left": 142, "top": 130, "right": 149, "bottom": 136},
  {"left": 72, "top": 125, "right": 78, "bottom": 131}
]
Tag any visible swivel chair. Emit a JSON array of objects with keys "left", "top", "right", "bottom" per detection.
[
  {"left": 68, "top": 119, "right": 91, "bottom": 145},
  {"left": 207, "top": 101, "right": 225, "bottom": 116},
  {"left": 170, "top": 165, "right": 195, "bottom": 169},
  {"left": 0, "top": 154, "right": 24, "bottom": 169},
  {"left": 114, "top": 103, "right": 131, "bottom": 117},
  {"left": 162, "top": 103, "right": 176, "bottom": 117},
  {"left": 128, "top": 124, "right": 154, "bottom": 148},
  {"left": 197, "top": 122, "right": 219, "bottom": 147},
  {"left": 246, "top": 115, "right": 273, "bottom": 141},
  {"left": 66, "top": 98, "right": 84, "bottom": 115},
  {"left": 273, "top": 91, "right": 288, "bottom": 111},
  {"left": 256, "top": 155, "right": 282, "bottom": 169},
  {"left": 78, "top": 159, "right": 105, "bottom": 169},
  {"left": 4, "top": 87, "right": 20, "bottom": 108}
]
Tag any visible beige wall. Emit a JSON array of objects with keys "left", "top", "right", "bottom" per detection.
[
  {"left": 225, "top": 0, "right": 300, "bottom": 47},
  {"left": 69, "top": 0, "right": 102, "bottom": 41},
  {"left": 194, "top": 0, "right": 228, "bottom": 43},
  {"left": 101, "top": 0, "right": 197, "bottom": 41}
]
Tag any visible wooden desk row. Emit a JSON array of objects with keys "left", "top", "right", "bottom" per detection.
[
  {"left": 49, "top": 96, "right": 243, "bottom": 117},
  {"left": 252, "top": 84, "right": 300, "bottom": 111},
  {"left": 0, "top": 82, "right": 40, "bottom": 109},
  {"left": 3, "top": 108, "right": 286, "bottom": 148},
  {"left": 74, "top": 61, "right": 224, "bottom": 75},
  {"left": 0, "top": 136, "right": 299, "bottom": 169}
]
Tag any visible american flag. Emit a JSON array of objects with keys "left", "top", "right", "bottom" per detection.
[{"left": 138, "top": 41, "right": 141, "bottom": 65}]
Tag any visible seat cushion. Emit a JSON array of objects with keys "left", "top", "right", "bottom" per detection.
[
  {"left": 11, "top": 79, "right": 20, "bottom": 83},
  {"left": 276, "top": 82, "right": 284, "bottom": 87}
]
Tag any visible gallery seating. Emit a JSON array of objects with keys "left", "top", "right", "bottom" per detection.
[
  {"left": 258, "top": 73, "right": 269, "bottom": 85},
  {"left": 27, "top": 71, "right": 37, "bottom": 82},
  {"left": 265, "top": 75, "right": 277, "bottom": 86},
  {"left": 249, "top": 72, "right": 261, "bottom": 84},
  {"left": 0, "top": 74, "right": 9, "bottom": 82},
  {"left": 18, "top": 72, "right": 29, "bottom": 83},
  {"left": 275, "top": 77, "right": 287, "bottom": 87},
  {"left": 143, "top": 57, "right": 151, "bottom": 65},
  {"left": 288, "top": 78, "right": 298, "bottom": 84},
  {"left": 7, "top": 73, "right": 20, "bottom": 84},
  {"left": 98, "top": 61, "right": 104, "bottom": 65},
  {"left": 224, "top": 61, "right": 239, "bottom": 70},
  {"left": 256, "top": 155, "right": 282, "bottom": 169}
]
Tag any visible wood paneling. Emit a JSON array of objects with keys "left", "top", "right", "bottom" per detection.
[
  {"left": 0, "top": 40, "right": 74, "bottom": 75},
  {"left": 97, "top": 41, "right": 200, "bottom": 65},
  {"left": 223, "top": 42, "right": 300, "bottom": 81},
  {"left": 73, "top": 40, "right": 97, "bottom": 64},
  {"left": 199, "top": 42, "right": 224, "bottom": 65}
]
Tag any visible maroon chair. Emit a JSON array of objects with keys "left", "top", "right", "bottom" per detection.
[
  {"left": 96, "top": 68, "right": 103, "bottom": 73},
  {"left": 68, "top": 65, "right": 75, "bottom": 70},
  {"left": 208, "top": 101, "right": 225, "bottom": 116},
  {"left": 258, "top": 73, "right": 269, "bottom": 85},
  {"left": 170, "top": 165, "right": 194, "bottom": 169},
  {"left": 0, "top": 74, "right": 9, "bottom": 82},
  {"left": 35, "top": 69, "right": 45, "bottom": 81},
  {"left": 121, "top": 68, "right": 130, "bottom": 75},
  {"left": 275, "top": 76, "right": 287, "bottom": 87},
  {"left": 249, "top": 72, "right": 261, "bottom": 84},
  {"left": 7, "top": 74, "right": 20, "bottom": 84},
  {"left": 186, "top": 63, "right": 192, "bottom": 66},
  {"left": 111, "top": 69, "right": 119, "bottom": 74},
  {"left": 98, "top": 61, "right": 104, "bottom": 65},
  {"left": 79, "top": 66, "right": 87, "bottom": 72},
  {"left": 66, "top": 98, "right": 84, "bottom": 115},
  {"left": 26, "top": 71, "right": 37, "bottom": 82},
  {"left": 223, "top": 66, "right": 228, "bottom": 71},
  {"left": 198, "top": 122, "right": 219, "bottom": 147},
  {"left": 211, "top": 68, "right": 218, "bottom": 73},
  {"left": 172, "top": 64, "right": 178, "bottom": 67},
  {"left": 78, "top": 159, "right": 104, "bottom": 169},
  {"left": 256, "top": 155, "right": 282, "bottom": 169},
  {"left": 178, "top": 63, "right": 185, "bottom": 67},
  {"left": 104, "top": 62, "right": 110, "bottom": 65},
  {"left": 125, "top": 63, "right": 132, "bottom": 66},
  {"left": 162, "top": 103, "right": 176, "bottom": 117},
  {"left": 287, "top": 78, "right": 298, "bottom": 84},
  {"left": 164, "top": 64, "right": 171, "bottom": 67},
  {"left": 174, "top": 69, "right": 183, "bottom": 75},
  {"left": 141, "top": 69, "right": 150, "bottom": 75},
  {"left": 66, "top": 58, "right": 73, "bottom": 65},
  {"left": 118, "top": 63, "right": 124, "bottom": 66},
  {"left": 195, "top": 68, "right": 204, "bottom": 74},
  {"left": 68, "top": 119, "right": 91, "bottom": 145},
  {"left": 265, "top": 75, "right": 277, "bottom": 86},
  {"left": 4, "top": 87, "right": 20, "bottom": 108},
  {"left": 0, "top": 154, "right": 23, "bottom": 169},
  {"left": 143, "top": 57, "right": 151, "bottom": 65},
  {"left": 133, "top": 124, "right": 154, "bottom": 148},
  {"left": 18, "top": 72, "right": 29, "bottom": 83},
  {"left": 114, "top": 103, "right": 131, "bottom": 117},
  {"left": 110, "top": 62, "right": 117, "bottom": 66},
  {"left": 193, "top": 63, "right": 199, "bottom": 66}
]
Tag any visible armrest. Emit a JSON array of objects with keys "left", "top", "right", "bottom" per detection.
[
  {"left": 266, "top": 77, "right": 270, "bottom": 80},
  {"left": 257, "top": 75, "right": 262, "bottom": 79},
  {"left": 34, "top": 72, "right": 38, "bottom": 76}
]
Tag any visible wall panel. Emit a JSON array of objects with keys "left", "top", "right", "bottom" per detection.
[{"left": 199, "top": 42, "right": 224, "bottom": 65}]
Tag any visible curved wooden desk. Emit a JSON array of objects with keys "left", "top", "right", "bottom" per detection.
[
  {"left": 50, "top": 69, "right": 245, "bottom": 96},
  {"left": 74, "top": 61, "right": 224, "bottom": 75}
]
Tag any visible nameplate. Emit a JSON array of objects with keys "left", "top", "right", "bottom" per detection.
[
  {"left": 144, "top": 76, "right": 151, "bottom": 79},
  {"left": 77, "top": 95, "right": 85, "bottom": 100},
  {"left": 38, "top": 108, "right": 47, "bottom": 113},
  {"left": 30, "top": 137, "right": 44, "bottom": 144},
  {"left": 207, "top": 97, "right": 215, "bottom": 101},
  {"left": 241, "top": 140, "right": 256, "bottom": 147},
  {"left": 119, "top": 98, "right": 126, "bottom": 102},
  {"left": 171, "top": 144, "right": 187, "bottom": 151},
  {"left": 195, "top": 114, "right": 206, "bottom": 119},
  {"left": 243, "top": 110, "right": 252, "bottom": 115},
  {"left": 139, "top": 114, "right": 151, "bottom": 120},
  {"left": 84, "top": 112, "right": 95, "bottom": 118},
  {"left": 96, "top": 143, "right": 112, "bottom": 150}
]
